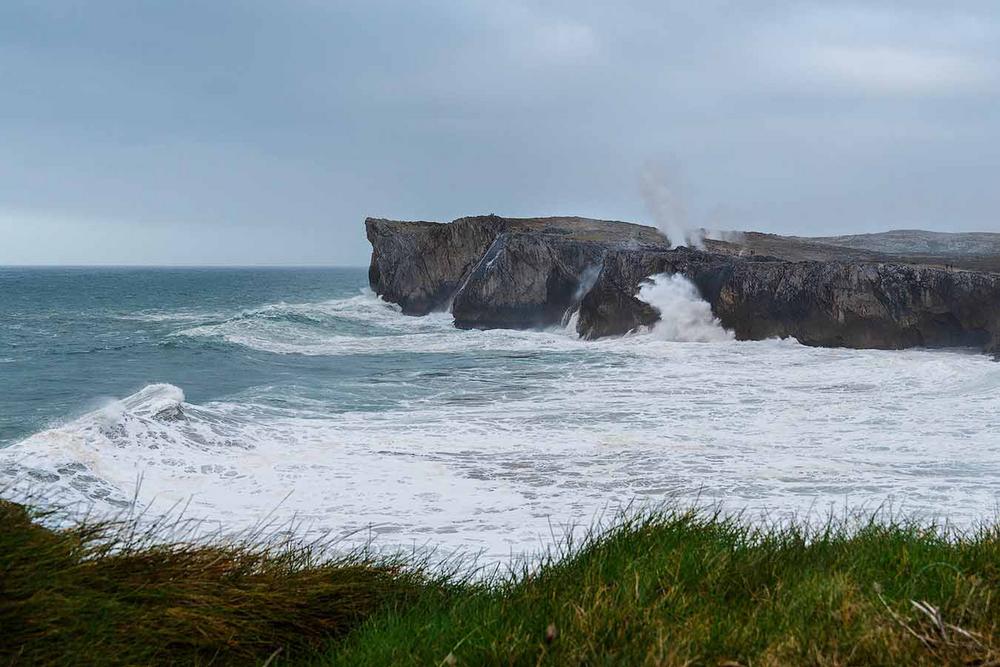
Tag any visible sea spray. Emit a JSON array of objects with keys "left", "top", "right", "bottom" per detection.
[
  {"left": 560, "top": 263, "right": 603, "bottom": 327},
  {"left": 639, "top": 162, "right": 705, "bottom": 249},
  {"left": 637, "top": 274, "right": 732, "bottom": 342}
]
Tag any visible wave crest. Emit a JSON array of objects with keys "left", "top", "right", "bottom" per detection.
[
  {"left": 0, "top": 383, "right": 253, "bottom": 511},
  {"left": 172, "top": 290, "right": 587, "bottom": 356}
]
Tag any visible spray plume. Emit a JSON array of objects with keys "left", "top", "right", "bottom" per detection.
[
  {"left": 637, "top": 274, "right": 732, "bottom": 342},
  {"left": 639, "top": 162, "right": 705, "bottom": 249}
]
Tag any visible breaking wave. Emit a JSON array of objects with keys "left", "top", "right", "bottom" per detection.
[
  {"left": 637, "top": 274, "right": 733, "bottom": 342},
  {"left": 172, "top": 290, "right": 587, "bottom": 356},
  {"left": 5, "top": 277, "right": 1000, "bottom": 560},
  {"left": 0, "top": 384, "right": 258, "bottom": 512},
  {"left": 169, "top": 285, "right": 732, "bottom": 358},
  {"left": 5, "top": 345, "right": 1000, "bottom": 557}
]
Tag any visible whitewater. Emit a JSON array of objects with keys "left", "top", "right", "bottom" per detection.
[{"left": 2, "top": 267, "right": 999, "bottom": 560}]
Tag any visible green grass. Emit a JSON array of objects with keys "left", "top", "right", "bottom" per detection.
[
  {"left": 4, "top": 500, "right": 1000, "bottom": 666},
  {"left": 323, "top": 510, "right": 1000, "bottom": 666},
  {"left": 0, "top": 500, "right": 435, "bottom": 665}
]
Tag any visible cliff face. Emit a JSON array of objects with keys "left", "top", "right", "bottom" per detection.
[
  {"left": 450, "top": 233, "right": 606, "bottom": 329},
  {"left": 365, "top": 217, "right": 505, "bottom": 315},
  {"left": 367, "top": 215, "right": 1000, "bottom": 357},
  {"left": 367, "top": 214, "right": 663, "bottom": 326},
  {"left": 577, "top": 247, "right": 1000, "bottom": 353}
]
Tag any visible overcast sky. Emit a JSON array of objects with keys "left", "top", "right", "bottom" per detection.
[{"left": 2, "top": 1, "right": 998, "bottom": 265}]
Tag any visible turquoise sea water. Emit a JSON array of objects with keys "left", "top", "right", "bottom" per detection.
[
  {"left": 3, "top": 266, "right": 1000, "bottom": 558},
  {"left": 1, "top": 267, "right": 371, "bottom": 447}
]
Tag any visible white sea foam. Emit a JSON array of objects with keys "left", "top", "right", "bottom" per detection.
[
  {"left": 4, "top": 291, "right": 1000, "bottom": 562},
  {"left": 173, "top": 290, "right": 584, "bottom": 356},
  {"left": 637, "top": 274, "right": 732, "bottom": 342},
  {"left": 118, "top": 310, "right": 225, "bottom": 323}
]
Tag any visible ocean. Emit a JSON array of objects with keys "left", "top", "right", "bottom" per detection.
[{"left": 2, "top": 266, "right": 1000, "bottom": 559}]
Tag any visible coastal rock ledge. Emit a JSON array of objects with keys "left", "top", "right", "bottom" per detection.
[{"left": 366, "top": 215, "right": 1000, "bottom": 356}]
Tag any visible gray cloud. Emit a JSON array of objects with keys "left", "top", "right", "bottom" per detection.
[{"left": 1, "top": 0, "right": 998, "bottom": 264}]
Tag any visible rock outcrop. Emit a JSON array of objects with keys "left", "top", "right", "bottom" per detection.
[
  {"left": 366, "top": 216, "right": 505, "bottom": 315},
  {"left": 577, "top": 247, "right": 1000, "bottom": 352},
  {"left": 367, "top": 215, "right": 661, "bottom": 327},
  {"left": 367, "top": 215, "right": 1000, "bottom": 357}
]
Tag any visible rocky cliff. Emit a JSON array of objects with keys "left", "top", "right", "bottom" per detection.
[
  {"left": 366, "top": 215, "right": 661, "bottom": 327},
  {"left": 367, "top": 215, "right": 1000, "bottom": 357}
]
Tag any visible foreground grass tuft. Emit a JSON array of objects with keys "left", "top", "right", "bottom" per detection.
[
  {"left": 0, "top": 500, "right": 433, "bottom": 665},
  {"left": 323, "top": 510, "right": 1000, "bottom": 666},
  {"left": 4, "top": 501, "right": 1000, "bottom": 665}
]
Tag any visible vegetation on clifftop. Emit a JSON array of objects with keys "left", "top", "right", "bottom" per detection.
[{"left": 3, "top": 499, "right": 1000, "bottom": 666}]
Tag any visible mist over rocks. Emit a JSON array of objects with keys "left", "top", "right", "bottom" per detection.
[{"left": 366, "top": 215, "right": 1000, "bottom": 357}]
